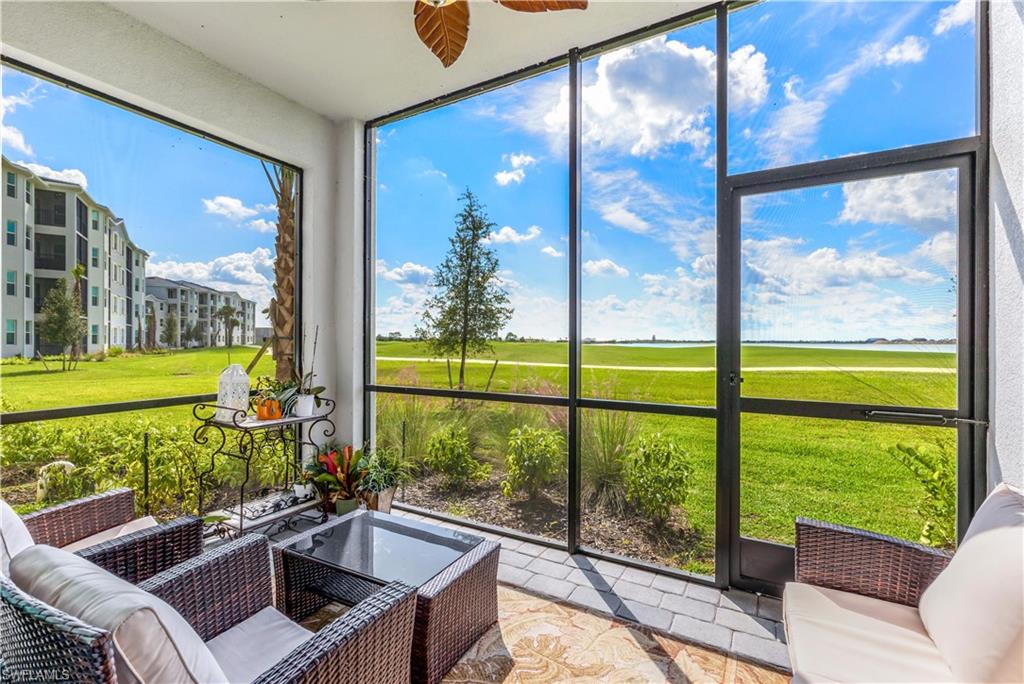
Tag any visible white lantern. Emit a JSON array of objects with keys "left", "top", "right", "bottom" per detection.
[{"left": 216, "top": 364, "right": 250, "bottom": 423}]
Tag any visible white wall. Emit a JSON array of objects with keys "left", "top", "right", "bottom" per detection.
[
  {"left": 1, "top": 2, "right": 364, "bottom": 443},
  {"left": 988, "top": 0, "right": 1024, "bottom": 489}
]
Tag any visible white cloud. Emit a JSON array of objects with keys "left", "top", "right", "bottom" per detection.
[
  {"left": 16, "top": 162, "right": 88, "bottom": 189},
  {"left": 495, "top": 152, "right": 537, "bottom": 186},
  {"left": 729, "top": 44, "right": 770, "bottom": 110},
  {"left": 376, "top": 260, "right": 434, "bottom": 285},
  {"left": 883, "top": 35, "right": 928, "bottom": 65},
  {"left": 583, "top": 258, "right": 630, "bottom": 278},
  {"left": 202, "top": 195, "right": 259, "bottom": 221},
  {"left": 913, "top": 231, "right": 957, "bottom": 273},
  {"left": 494, "top": 169, "right": 526, "bottom": 186},
  {"left": 247, "top": 218, "right": 277, "bottom": 234},
  {"left": 533, "top": 36, "right": 768, "bottom": 158},
  {"left": 934, "top": 0, "right": 974, "bottom": 35},
  {"left": 839, "top": 169, "right": 957, "bottom": 232},
  {"left": 600, "top": 202, "right": 650, "bottom": 234},
  {"left": 147, "top": 247, "right": 276, "bottom": 326},
  {"left": 756, "top": 78, "right": 829, "bottom": 167},
  {"left": 2, "top": 83, "right": 41, "bottom": 157},
  {"left": 483, "top": 225, "right": 542, "bottom": 244},
  {"left": 541, "top": 246, "right": 563, "bottom": 258},
  {"left": 2, "top": 126, "right": 33, "bottom": 156}
]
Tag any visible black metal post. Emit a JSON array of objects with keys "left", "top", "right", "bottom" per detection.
[{"left": 567, "top": 47, "right": 583, "bottom": 554}]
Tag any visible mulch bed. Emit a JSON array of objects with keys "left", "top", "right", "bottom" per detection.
[{"left": 397, "top": 473, "right": 704, "bottom": 568}]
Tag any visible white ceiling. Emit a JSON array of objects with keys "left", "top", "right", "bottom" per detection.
[{"left": 111, "top": 1, "right": 707, "bottom": 122}]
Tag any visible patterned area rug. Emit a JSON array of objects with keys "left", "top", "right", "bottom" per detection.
[{"left": 304, "top": 585, "right": 788, "bottom": 683}]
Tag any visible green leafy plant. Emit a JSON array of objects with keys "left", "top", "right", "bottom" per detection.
[
  {"left": 501, "top": 427, "right": 563, "bottom": 499},
  {"left": 624, "top": 433, "right": 692, "bottom": 526},
  {"left": 377, "top": 392, "right": 436, "bottom": 468},
  {"left": 357, "top": 448, "right": 410, "bottom": 494},
  {"left": 581, "top": 409, "right": 639, "bottom": 514},
  {"left": 887, "top": 441, "right": 956, "bottom": 548},
  {"left": 108, "top": 346, "right": 124, "bottom": 358},
  {"left": 36, "top": 461, "right": 86, "bottom": 504},
  {"left": 425, "top": 424, "right": 489, "bottom": 490}
]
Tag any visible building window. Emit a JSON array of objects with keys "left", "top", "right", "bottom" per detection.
[
  {"left": 6, "top": 220, "right": 17, "bottom": 247},
  {"left": 5, "top": 320, "right": 15, "bottom": 345},
  {"left": 91, "top": 286, "right": 99, "bottom": 307},
  {"left": 25, "top": 181, "right": 32, "bottom": 205},
  {"left": 34, "top": 189, "right": 67, "bottom": 227},
  {"left": 91, "top": 209, "right": 99, "bottom": 231},
  {"left": 34, "top": 234, "right": 66, "bottom": 271},
  {"left": 5, "top": 172, "right": 15, "bottom": 198},
  {"left": 25, "top": 320, "right": 32, "bottom": 345},
  {"left": 25, "top": 225, "right": 32, "bottom": 251},
  {"left": 91, "top": 324, "right": 99, "bottom": 345},
  {"left": 134, "top": 277, "right": 139, "bottom": 292},
  {"left": 5, "top": 271, "right": 15, "bottom": 296},
  {"left": 25, "top": 274, "right": 32, "bottom": 299},
  {"left": 91, "top": 247, "right": 99, "bottom": 267}
]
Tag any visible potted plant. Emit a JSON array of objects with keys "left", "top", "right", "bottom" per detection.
[
  {"left": 254, "top": 386, "right": 283, "bottom": 420},
  {"left": 357, "top": 447, "right": 410, "bottom": 514},
  {"left": 291, "top": 326, "right": 325, "bottom": 417},
  {"left": 304, "top": 443, "right": 365, "bottom": 516}
]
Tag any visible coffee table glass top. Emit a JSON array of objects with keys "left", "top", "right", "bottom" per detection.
[{"left": 283, "top": 510, "right": 484, "bottom": 587}]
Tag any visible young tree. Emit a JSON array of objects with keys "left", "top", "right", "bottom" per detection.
[
  {"left": 417, "top": 189, "right": 512, "bottom": 390},
  {"left": 135, "top": 312, "right": 144, "bottom": 352},
  {"left": 69, "top": 263, "right": 86, "bottom": 363},
  {"left": 37, "top": 277, "right": 86, "bottom": 371},
  {"left": 161, "top": 310, "right": 178, "bottom": 348},
  {"left": 262, "top": 162, "right": 297, "bottom": 382},
  {"left": 216, "top": 305, "right": 240, "bottom": 347}
]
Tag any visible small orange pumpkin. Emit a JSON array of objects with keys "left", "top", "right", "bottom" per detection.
[{"left": 256, "top": 398, "right": 282, "bottom": 421}]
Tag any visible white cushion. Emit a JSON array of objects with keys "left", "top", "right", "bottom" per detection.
[
  {"left": 1, "top": 499, "right": 34, "bottom": 576},
  {"left": 10, "top": 545, "right": 228, "bottom": 684},
  {"left": 919, "top": 482, "right": 1024, "bottom": 682},
  {"left": 783, "top": 582, "right": 953, "bottom": 683},
  {"left": 206, "top": 606, "right": 312, "bottom": 683},
  {"left": 62, "top": 515, "right": 159, "bottom": 553}
]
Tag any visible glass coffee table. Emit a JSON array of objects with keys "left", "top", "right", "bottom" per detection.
[{"left": 273, "top": 510, "right": 499, "bottom": 684}]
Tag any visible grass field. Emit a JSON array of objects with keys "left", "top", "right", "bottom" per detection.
[{"left": 1, "top": 341, "right": 956, "bottom": 573}]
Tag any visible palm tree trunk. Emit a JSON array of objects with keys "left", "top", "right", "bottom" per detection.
[{"left": 263, "top": 163, "right": 297, "bottom": 383}]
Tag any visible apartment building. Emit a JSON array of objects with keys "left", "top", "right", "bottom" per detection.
[
  {"left": 145, "top": 277, "right": 256, "bottom": 348},
  {"left": 2, "top": 156, "right": 148, "bottom": 358}
]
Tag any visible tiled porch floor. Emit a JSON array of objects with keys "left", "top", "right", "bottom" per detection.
[{"left": 389, "top": 510, "right": 791, "bottom": 672}]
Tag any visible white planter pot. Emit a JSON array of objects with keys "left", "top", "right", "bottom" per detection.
[
  {"left": 292, "top": 483, "right": 313, "bottom": 499},
  {"left": 293, "top": 394, "right": 317, "bottom": 417}
]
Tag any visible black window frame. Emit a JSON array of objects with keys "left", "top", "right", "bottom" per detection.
[
  {"left": 362, "top": 0, "right": 990, "bottom": 594},
  {"left": 34, "top": 189, "right": 67, "bottom": 227}
]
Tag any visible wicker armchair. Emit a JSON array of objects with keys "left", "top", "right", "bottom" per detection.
[
  {"left": 20, "top": 488, "right": 203, "bottom": 583},
  {"left": 0, "top": 535, "right": 418, "bottom": 684},
  {"left": 794, "top": 516, "right": 952, "bottom": 607}
]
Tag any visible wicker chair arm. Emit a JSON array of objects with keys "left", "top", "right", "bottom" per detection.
[
  {"left": 22, "top": 488, "right": 136, "bottom": 548},
  {"left": 76, "top": 515, "right": 203, "bottom": 584},
  {"left": 795, "top": 517, "right": 952, "bottom": 606},
  {"left": 0, "top": 576, "right": 118, "bottom": 683},
  {"left": 138, "top": 534, "right": 273, "bottom": 641},
  {"left": 252, "top": 581, "right": 417, "bottom": 684}
]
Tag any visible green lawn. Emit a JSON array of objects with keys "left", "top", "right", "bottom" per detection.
[
  {"left": 1, "top": 346, "right": 273, "bottom": 411},
  {"left": 1, "top": 340, "right": 955, "bottom": 574}
]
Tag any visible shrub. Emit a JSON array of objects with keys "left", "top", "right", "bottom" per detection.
[
  {"left": 580, "top": 409, "right": 639, "bottom": 513},
  {"left": 108, "top": 346, "right": 124, "bottom": 358},
  {"left": 376, "top": 380, "right": 436, "bottom": 468},
  {"left": 37, "top": 461, "right": 86, "bottom": 504},
  {"left": 501, "top": 427, "right": 563, "bottom": 499},
  {"left": 425, "top": 425, "right": 489, "bottom": 490},
  {"left": 624, "top": 433, "right": 692, "bottom": 526},
  {"left": 887, "top": 441, "right": 956, "bottom": 548}
]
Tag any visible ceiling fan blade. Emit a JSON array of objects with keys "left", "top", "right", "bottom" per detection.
[
  {"left": 497, "top": 0, "right": 588, "bottom": 12},
  {"left": 414, "top": 0, "right": 470, "bottom": 68}
]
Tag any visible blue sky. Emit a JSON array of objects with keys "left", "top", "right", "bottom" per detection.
[
  {"left": 375, "top": 0, "right": 974, "bottom": 343},
  {"left": 2, "top": 67, "right": 280, "bottom": 325}
]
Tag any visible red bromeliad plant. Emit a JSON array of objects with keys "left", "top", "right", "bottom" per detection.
[{"left": 304, "top": 443, "right": 366, "bottom": 503}]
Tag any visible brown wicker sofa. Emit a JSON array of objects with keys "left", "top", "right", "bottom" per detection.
[
  {"left": 1, "top": 534, "right": 418, "bottom": 683},
  {"left": 784, "top": 483, "right": 1023, "bottom": 683},
  {"left": 5, "top": 487, "right": 203, "bottom": 583}
]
